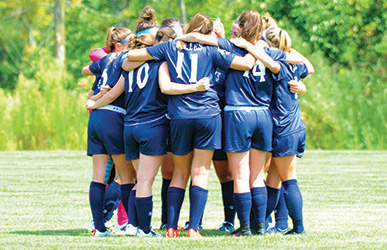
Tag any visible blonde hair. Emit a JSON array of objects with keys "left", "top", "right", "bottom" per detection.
[
  {"left": 186, "top": 13, "right": 213, "bottom": 35},
  {"left": 262, "top": 12, "right": 278, "bottom": 30},
  {"left": 135, "top": 6, "right": 159, "bottom": 33},
  {"left": 105, "top": 27, "right": 135, "bottom": 53},
  {"left": 213, "top": 18, "right": 225, "bottom": 38},
  {"left": 238, "top": 10, "right": 263, "bottom": 44},
  {"left": 264, "top": 26, "right": 291, "bottom": 52}
]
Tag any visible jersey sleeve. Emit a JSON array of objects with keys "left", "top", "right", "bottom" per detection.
[
  {"left": 264, "top": 47, "right": 286, "bottom": 61},
  {"left": 146, "top": 40, "right": 171, "bottom": 61},
  {"left": 89, "top": 60, "right": 102, "bottom": 78},
  {"left": 297, "top": 63, "right": 309, "bottom": 79},
  {"left": 217, "top": 38, "right": 235, "bottom": 53},
  {"left": 212, "top": 47, "right": 236, "bottom": 72}
]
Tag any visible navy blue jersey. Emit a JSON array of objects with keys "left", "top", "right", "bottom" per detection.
[
  {"left": 89, "top": 52, "right": 126, "bottom": 109},
  {"left": 270, "top": 61, "right": 309, "bottom": 137},
  {"left": 212, "top": 68, "right": 226, "bottom": 109},
  {"left": 121, "top": 60, "right": 167, "bottom": 125},
  {"left": 146, "top": 40, "right": 235, "bottom": 119},
  {"left": 217, "top": 38, "right": 285, "bottom": 107}
]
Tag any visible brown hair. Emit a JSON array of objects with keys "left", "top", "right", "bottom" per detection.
[
  {"left": 133, "top": 34, "right": 155, "bottom": 49},
  {"left": 264, "top": 26, "right": 291, "bottom": 52},
  {"left": 262, "top": 12, "right": 278, "bottom": 30},
  {"left": 105, "top": 27, "right": 135, "bottom": 53},
  {"left": 135, "top": 6, "right": 159, "bottom": 33},
  {"left": 160, "top": 18, "right": 180, "bottom": 28},
  {"left": 155, "top": 27, "right": 177, "bottom": 43},
  {"left": 186, "top": 13, "right": 213, "bottom": 35},
  {"left": 238, "top": 10, "right": 263, "bottom": 44}
]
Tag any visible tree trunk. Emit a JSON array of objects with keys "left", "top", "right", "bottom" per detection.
[
  {"left": 179, "top": 0, "right": 187, "bottom": 25},
  {"left": 54, "top": 0, "right": 65, "bottom": 67}
]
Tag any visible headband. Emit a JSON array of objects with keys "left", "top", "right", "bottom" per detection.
[
  {"left": 119, "top": 33, "right": 135, "bottom": 44},
  {"left": 136, "top": 27, "right": 159, "bottom": 36},
  {"left": 168, "top": 24, "right": 183, "bottom": 28}
]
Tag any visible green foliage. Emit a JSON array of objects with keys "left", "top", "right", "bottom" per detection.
[
  {"left": 0, "top": 0, "right": 386, "bottom": 149},
  {"left": 0, "top": 51, "right": 88, "bottom": 150}
]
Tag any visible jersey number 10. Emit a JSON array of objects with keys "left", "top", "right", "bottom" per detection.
[{"left": 127, "top": 63, "right": 150, "bottom": 92}]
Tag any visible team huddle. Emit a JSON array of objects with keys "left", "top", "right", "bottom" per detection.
[{"left": 82, "top": 6, "right": 314, "bottom": 238}]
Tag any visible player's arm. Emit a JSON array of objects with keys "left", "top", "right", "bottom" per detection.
[
  {"left": 88, "top": 85, "right": 111, "bottom": 101},
  {"left": 86, "top": 76, "right": 125, "bottom": 110},
  {"left": 288, "top": 79, "right": 307, "bottom": 96},
  {"left": 231, "top": 37, "right": 280, "bottom": 73},
  {"left": 126, "top": 48, "right": 154, "bottom": 62},
  {"left": 229, "top": 53, "right": 256, "bottom": 71},
  {"left": 122, "top": 58, "right": 145, "bottom": 71},
  {"left": 177, "top": 32, "right": 218, "bottom": 46},
  {"left": 158, "top": 62, "right": 210, "bottom": 95},
  {"left": 81, "top": 64, "right": 93, "bottom": 76},
  {"left": 289, "top": 49, "right": 314, "bottom": 74}
]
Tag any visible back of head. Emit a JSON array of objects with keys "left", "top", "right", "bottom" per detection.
[
  {"left": 213, "top": 18, "right": 225, "bottom": 38},
  {"left": 186, "top": 13, "right": 213, "bottom": 35},
  {"left": 135, "top": 6, "right": 159, "bottom": 34},
  {"left": 105, "top": 27, "right": 135, "bottom": 52},
  {"left": 155, "top": 27, "right": 177, "bottom": 44},
  {"left": 238, "top": 10, "right": 263, "bottom": 44},
  {"left": 262, "top": 12, "right": 278, "bottom": 30},
  {"left": 160, "top": 18, "right": 180, "bottom": 28},
  {"left": 264, "top": 26, "right": 291, "bottom": 52},
  {"left": 134, "top": 34, "right": 155, "bottom": 49}
]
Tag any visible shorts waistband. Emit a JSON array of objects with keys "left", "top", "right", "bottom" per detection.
[
  {"left": 97, "top": 105, "right": 126, "bottom": 115},
  {"left": 224, "top": 106, "right": 269, "bottom": 111}
]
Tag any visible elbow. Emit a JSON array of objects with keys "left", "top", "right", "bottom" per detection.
[{"left": 271, "top": 65, "right": 280, "bottom": 74}]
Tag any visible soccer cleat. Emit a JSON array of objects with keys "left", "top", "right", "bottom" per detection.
[
  {"left": 111, "top": 223, "right": 127, "bottom": 235},
  {"left": 177, "top": 225, "right": 185, "bottom": 231},
  {"left": 229, "top": 225, "right": 252, "bottom": 237},
  {"left": 267, "top": 226, "right": 289, "bottom": 234},
  {"left": 253, "top": 223, "right": 266, "bottom": 235},
  {"left": 124, "top": 224, "right": 138, "bottom": 236},
  {"left": 218, "top": 221, "right": 235, "bottom": 232},
  {"left": 284, "top": 229, "right": 306, "bottom": 235},
  {"left": 88, "top": 220, "right": 114, "bottom": 232},
  {"left": 136, "top": 228, "right": 162, "bottom": 237},
  {"left": 159, "top": 224, "right": 167, "bottom": 230},
  {"left": 92, "top": 229, "right": 116, "bottom": 237},
  {"left": 186, "top": 228, "right": 202, "bottom": 238},
  {"left": 165, "top": 228, "right": 179, "bottom": 238}
]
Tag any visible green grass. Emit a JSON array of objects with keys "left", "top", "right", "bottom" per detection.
[{"left": 0, "top": 151, "right": 386, "bottom": 249}]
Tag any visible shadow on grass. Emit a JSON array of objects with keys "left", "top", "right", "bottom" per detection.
[
  {"left": 172, "top": 229, "right": 230, "bottom": 238},
  {"left": 9, "top": 229, "right": 90, "bottom": 237}
]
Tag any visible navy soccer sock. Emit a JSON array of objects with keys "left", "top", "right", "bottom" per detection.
[
  {"left": 275, "top": 186, "right": 289, "bottom": 230},
  {"left": 266, "top": 186, "right": 281, "bottom": 220},
  {"left": 233, "top": 192, "right": 252, "bottom": 227},
  {"left": 128, "top": 189, "right": 138, "bottom": 226},
  {"left": 167, "top": 187, "right": 185, "bottom": 230},
  {"left": 104, "top": 181, "right": 121, "bottom": 222},
  {"left": 221, "top": 181, "right": 235, "bottom": 224},
  {"left": 189, "top": 185, "right": 208, "bottom": 231},
  {"left": 251, "top": 187, "right": 267, "bottom": 224},
  {"left": 135, "top": 196, "right": 153, "bottom": 234},
  {"left": 161, "top": 178, "right": 171, "bottom": 225},
  {"left": 282, "top": 179, "right": 304, "bottom": 233},
  {"left": 120, "top": 183, "right": 135, "bottom": 218},
  {"left": 89, "top": 181, "right": 106, "bottom": 232}
]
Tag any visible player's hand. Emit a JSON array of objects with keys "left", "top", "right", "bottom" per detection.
[
  {"left": 230, "top": 37, "right": 249, "bottom": 49},
  {"left": 100, "top": 85, "right": 111, "bottom": 95},
  {"left": 86, "top": 99, "right": 96, "bottom": 110},
  {"left": 288, "top": 80, "right": 299, "bottom": 94},
  {"left": 195, "top": 77, "right": 210, "bottom": 92}
]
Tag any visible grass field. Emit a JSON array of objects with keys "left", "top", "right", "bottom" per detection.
[{"left": 0, "top": 150, "right": 386, "bottom": 249}]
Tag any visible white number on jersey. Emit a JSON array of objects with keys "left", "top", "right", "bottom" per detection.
[
  {"left": 127, "top": 63, "right": 150, "bottom": 92},
  {"left": 176, "top": 52, "right": 198, "bottom": 82},
  {"left": 243, "top": 61, "right": 266, "bottom": 82}
]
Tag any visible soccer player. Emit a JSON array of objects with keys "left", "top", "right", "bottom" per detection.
[
  {"left": 81, "top": 27, "right": 137, "bottom": 237},
  {"left": 235, "top": 26, "right": 314, "bottom": 235},
  {"left": 127, "top": 13, "right": 255, "bottom": 238}
]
